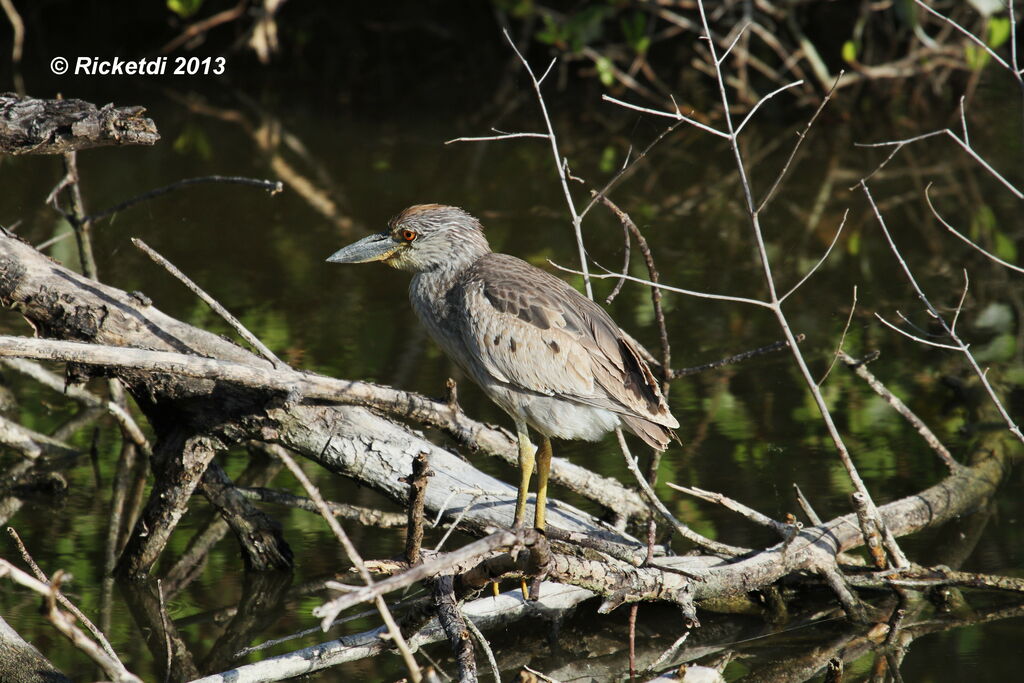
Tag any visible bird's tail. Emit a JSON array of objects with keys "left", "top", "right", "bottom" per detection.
[{"left": 620, "top": 414, "right": 679, "bottom": 451}]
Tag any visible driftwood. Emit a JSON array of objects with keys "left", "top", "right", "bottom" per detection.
[
  {"left": 0, "top": 227, "right": 1018, "bottom": 680},
  {"left": 0, "top": 231, "right": 647, "bottom": 577},
  {"left": 0, "top": 614, "right": 71, "bottom": 683},
  {"left": 0, "top": 93, "right": 159, "bottom": 155}
]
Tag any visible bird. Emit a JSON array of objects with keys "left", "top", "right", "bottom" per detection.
[{"left": 327, "top": 204, "right": 679, "bottom": 531}]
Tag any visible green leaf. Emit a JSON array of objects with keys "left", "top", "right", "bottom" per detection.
[
  {"left": 621, "top": 11, "right": 650, "bottom": 55},
  {"left": 987, "top": 17, "right": 1011, "bottom": 48},
  {"left": 536, "top": 15, "right": 565, "bottom": 46},
  {"left": 167, "top": 0, "right": 204, "bottom": 19},
  {"left": 993, "top": 229, "right": 1018, "bottom": 263},
  {"left": 965, "top": 43, "right": 990, "bottom": 71},
  {"left": 842, "top": 40, "right": 858, "bottom": 64},
  {"left": 847, "top": 230, "right": 860, "bottom": 256},
  {"left": 599, "top": 144, "right": 617, "bottom": 174},
  {"left": 595, "top": 56, "right": 615, "bottom": 87}
]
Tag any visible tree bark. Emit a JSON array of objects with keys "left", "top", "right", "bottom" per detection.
[{"left": 0, "top": 93, "right": 159, "bottom": 155}]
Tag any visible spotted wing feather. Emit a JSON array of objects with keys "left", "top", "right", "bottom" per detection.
[{"left": 455, "top": 254, "right": 679, "bottom": 436}]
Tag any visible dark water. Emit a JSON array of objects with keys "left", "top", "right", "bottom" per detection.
[{"left": 1, "top": 27, "right": 1023, "bottom": 682}]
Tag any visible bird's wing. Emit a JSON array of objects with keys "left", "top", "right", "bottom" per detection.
[{"left": 457, "top": 254, "right": 678, "bottom": 429}]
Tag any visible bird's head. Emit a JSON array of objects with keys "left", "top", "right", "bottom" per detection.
[{"left": 326, "top": 204, "right": 490, "bottom": 273}]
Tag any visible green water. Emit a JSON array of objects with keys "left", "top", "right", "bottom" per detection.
[{"left": 1, "top": 25, "right": 1022, "bottom": 682}]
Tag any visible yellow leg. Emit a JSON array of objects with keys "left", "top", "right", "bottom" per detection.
[
  {"left": 512, "top": 420, "right": 536, "bottom": 528},
  {"left": 534, "top": 436, "right": 552, "bottom": 530}
]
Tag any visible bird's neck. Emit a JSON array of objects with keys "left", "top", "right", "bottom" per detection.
[{"left": 410, "top": 257, "right": 470, "bottom": 305}]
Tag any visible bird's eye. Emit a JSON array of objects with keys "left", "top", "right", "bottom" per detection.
[{"left": 401, "top": 229, "right": 417, "bottom": 242}]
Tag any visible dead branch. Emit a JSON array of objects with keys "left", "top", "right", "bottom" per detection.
[
  {"left": 404, "top": 452, "right": 433, "bottom": 565},
  {"left": 0, "top": 560, "right": 142, "bottom": 682},
  {"left": 838, "top": 350, "right": 959, "bottom": 471},
  {"left": 0, "top": 94, "right": 159, "bottom": 155},
  {"left": 434, "top": 574, "right": 477, "bottom": 683}
]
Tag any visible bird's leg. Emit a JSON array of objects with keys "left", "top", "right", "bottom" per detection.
[
  {"left": 534, "top": 436, "right": 552, "bottom": 530},
  {"left": 513, "top": 420, "right": 536, "bottom": 529}
]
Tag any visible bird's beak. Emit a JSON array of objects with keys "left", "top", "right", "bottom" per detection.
[{"left": 326, "top": 232, "right": 400, "bottom": 264}]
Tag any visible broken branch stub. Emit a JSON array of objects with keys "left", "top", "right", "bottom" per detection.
[{"left": 0, "top": 93, "right": 159, "bottom": 156}]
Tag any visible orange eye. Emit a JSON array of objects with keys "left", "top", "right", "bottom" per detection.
[{"left": 401, "top": 229, "right": 417, "bottom": 242}]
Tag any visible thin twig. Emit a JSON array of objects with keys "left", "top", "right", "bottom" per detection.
[
  {"left": 593, "top": 195, "right": 672, "bottom": 378},
  {"left": 549, "top": 262, "right": 772, "bottom": 309},
  {"left": 160, "top": 0, "right": 248, "bottom": 54},
  {"left": 643, "top": 631, "right": 690, "bottom": 677},
  {"left": 6, "top": 527, "right": 124, "bottom": 664},
  {"left": 132, "top": 238, "right": 284, "bottom": 368},
  {"left": 275, "top": 449, "right": 423, "bottom": 682},
  {"left": 87, "top": 176, "right": 282, "bottom": 223},
  {"left": 874, "top": 314, "right": 962, "bottom": 350},
  {"left": 615, "top": 428, "right": 746, "bottom": 558},
  {"left": 669, "top": 336, "right": 801, "bottom": 378},
  {"left": 445, "top": 131, "right": 548, "bottom": 144},
  {"left": 580, "top": 119, "right": 687, "bottom": 220},
  {"left": 666, "top": 483, "right": 792, "bottom": 537},
  {"left": 464, "top": 614, "right": 500, "bottom": 683},
  {"left": 925, "top": 185, "right": 1024, "bottom": 274},
  {"left": 862, "top": 180, "right": 1023, "bottom": 445},
  {"left": 0, "top": 0, "right": 24, "bottom": 64},
  {"left": 502, "top": 29, "right": 593, "bottom": 299},
  {"left": 757, "top": 72, "right": 842, "bottom": 213},
  {"left": 838, "top": 351, "right": 959, "bottom": 472},
  {"left": 792, "top": 484, "right": 823, "bottom": 526},
  {"left": 734, "top": 80, "right": 804, "bottom": 135},
  {"left": 914, "top": 0, "right": 1016, "bottom": 76},
  {"left": 858, "top": 129, "right": 1023, "bottom": 199},
  {"left": 818, "top": 286, "right": 858, "bottom": 386},
  {"left": 779, "top": 210, "right": 849, "bottom": 302},
  {"left": 601, "top": 94, "right": 729, "bottom": 138}
]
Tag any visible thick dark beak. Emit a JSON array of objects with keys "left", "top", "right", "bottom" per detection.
[{"left": 326, "top": 232, "right": 400, "bottom": 264}]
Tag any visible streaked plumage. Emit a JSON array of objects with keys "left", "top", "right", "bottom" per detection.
[{"left": 327, "top": 204, "right": 678, "bottom": 529}]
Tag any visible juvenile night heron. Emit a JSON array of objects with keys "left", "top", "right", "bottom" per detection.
[{"left": 327, "top": 204, "right": 678, "bottom": 530}]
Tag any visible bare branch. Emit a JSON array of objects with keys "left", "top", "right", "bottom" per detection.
[
  {"left": 758, "top": 72, "right": 841, "bottom": 213},
  {"left": 445, "top": 132, "right": 549, "bottom": 145},
  {"left": 275, "top": 449, "right": 423, "bottom": 681},
  {"left": 616, "top": 428, "right": 746, "bottom": 558},
  {"left": 734, "top": 79, "right": 804, "bottom": 136},
  {"left": 838, "top": 351, "right": 959, "bottom": 472},
  {"left": 780, "top": 209, "right": 848, "bottom": 302},
  {"left": 925, "top": 185, "right": 1024, "bottom": 274},
  {"left": 666, "top": 483, "right": 793, "bottom": 537},
  {"left": 818, "top": 285, "right": 858, "bottom": 386},
  {"left": 549, "top": 261, "right": 772, "bottom": 309},
  {"left": 859, "top": 129, "right": 1023, "bottom": 199},
  {"left": 132, "top": 238, "right": 285, "bottom": 368},
  {"left": 717, "top": 23, "right": 750, "bottom": 65},
  {"left": 862, "top": 180, "right": 1024, "bottom": 445},
  {"left": 86, "top": 176, "right": 282, "bottom": 223},
  {"left": 502, "top": 29, "right": 593, "bottom": 299},
  {"left": 914, "top": 0, "right": 1014, "bottom": 74},
  {"left": 0, "top": 560, "right": 142, "bottom": 682},
  {"left": 601, "top": 94, "right": 729, "bottom": 138},
  {"left": 874, "top": 313, "right": 962, "bottom": 350}
]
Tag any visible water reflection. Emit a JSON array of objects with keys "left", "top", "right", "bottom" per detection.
[{"left": 1, "top": 60, "right": 1021, "bottom": 680}]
